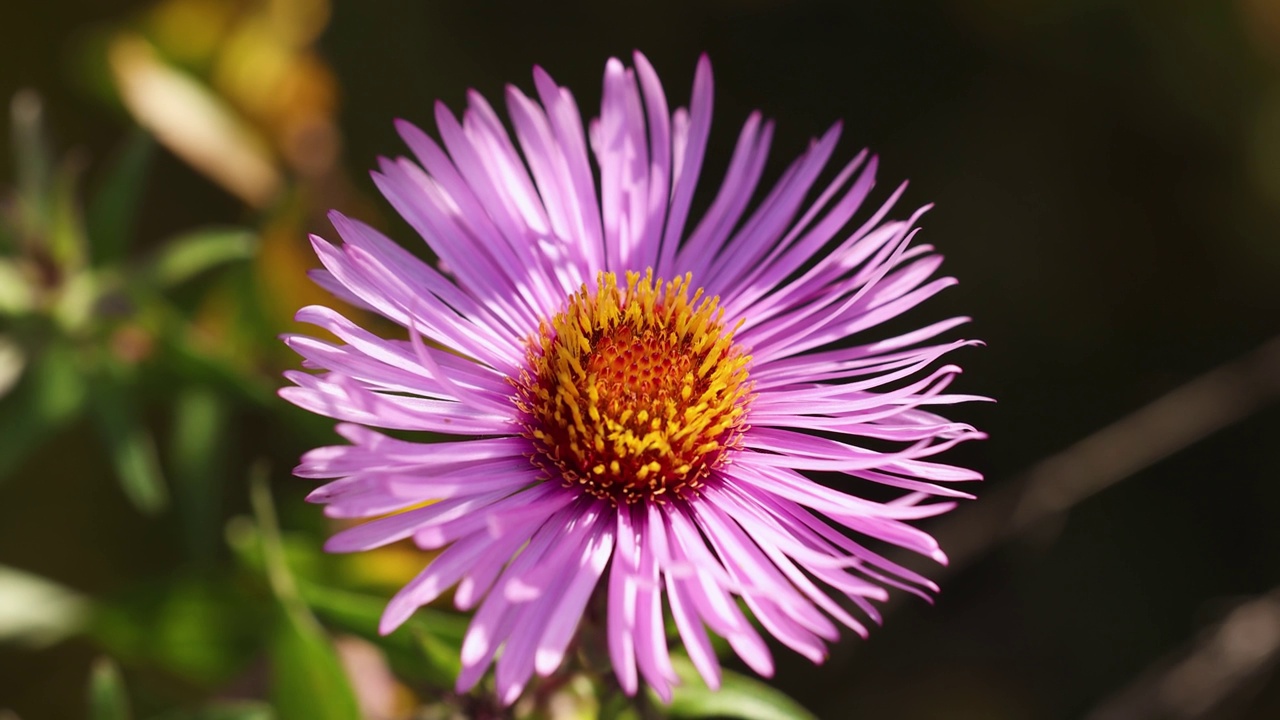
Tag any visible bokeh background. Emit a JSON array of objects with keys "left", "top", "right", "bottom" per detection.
[{"left": 2, "top": 1, "right": 1279, "bottom": 718}]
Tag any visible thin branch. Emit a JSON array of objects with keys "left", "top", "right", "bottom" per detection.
[
  {"left": 1085, "top": 587, "right": 1280, "bottom": 720},
  {"left": 933, "top": 334, "right": 1280, "bottom": 575}
]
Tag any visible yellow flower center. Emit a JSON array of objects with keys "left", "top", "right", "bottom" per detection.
[{"left": 514, "top": 270, "right": 752, "bottom": 505}]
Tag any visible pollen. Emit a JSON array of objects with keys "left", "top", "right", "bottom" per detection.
[{"left": 513, "top": 269, "right": 752, "bottom": 505}]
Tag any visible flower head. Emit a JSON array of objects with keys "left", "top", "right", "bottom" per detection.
[{"left": 281, "top": 52, "right": 984, "bottom": 704}]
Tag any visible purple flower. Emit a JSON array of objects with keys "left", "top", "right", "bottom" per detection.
[{"left": 281, "top": 52, "right": 984, "bottom": 704}]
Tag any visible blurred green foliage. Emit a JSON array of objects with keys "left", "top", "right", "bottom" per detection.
[{"left": 0, "top": 89, "right": 261, "bottom": 515}]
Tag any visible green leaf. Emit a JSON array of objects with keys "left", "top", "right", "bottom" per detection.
[
  {"left": 8, "top": 86, "right": 87, "bottom": 273},
  {"left": 598, "top": 692, "right": 642, "bottom": 720},
  {"left": 51, "top": 267, "right": 99, "bottom": 333},
  {"left": 149, "top": 702, "right": 276, "bottom": 720},
  {"left": 88, "top": 657, "right": 132, "bottom": 720},
  {"left": 0, "top": 564, "right": 89, "bottom": 647},
  {"left": 250, "top": 466, "right": 361, "bottom": 720},
  {"left": 147, "top": 228, "right": 256, "bottom": 288},
  {"left": 87, "top": 131, "right": 154, "bottom": 267},
  {"left": 226, "top": 517, "right": 466, "bottom": 686},
  {"left": 156, "top": 325, "right": 275, "bottom": 410},
  {"left": 171, "top": 386, "right": 228, "bottom": 563},
  {"left": 0, "top": 338, "right": 86, "bottom": 484},
  {"left": 49, "top": 151, "right": 90, "bottom": 273},
  {"left": 224, "top": 516, "right": 326, "bottom": 587},
  {"left": 663, "top": 655, "right": 817, "bottom": 720},
  {"left": 89, "top": 572, "right": 266, "bottom": 687},
  {"left": 90, "top": 363, "right": 169, "bottom": 515},
  {"left": 0, "top": 335, "right": 26, "bottom": 400},
  {"left": 269, "top": 609, "right": 361, "bottom": 720},
  {"left": 299, "top": 581, "right": 466, "bottom": 688},
  {"left": 10, "top": 90, "right": 52, "bottom": 238},
  {"left": 0, "top": 260, "right": 35, "bottom": 315},
  {"left": 410, "top": 621, "right": 464, "bottom": 687}
]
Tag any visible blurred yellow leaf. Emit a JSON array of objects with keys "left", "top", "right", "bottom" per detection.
[
  {"left": 108, "top": 34, "right": 281, "bottom": 208},
  {"left": 147, "top": 0, "right": 237, "bottom": 64}
]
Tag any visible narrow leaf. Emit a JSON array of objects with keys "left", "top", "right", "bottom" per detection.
[
  {"left": 0, "top": 335, "right": 26, "bottom": 401},
  {"left": 0, "top": 338, "right": 86, "bottom": 484},
  {"left": 87, "top": 131, "right": 154, "bottom": 266},
  {"left": 0, "top": 260, "right": 35, "bottom": 315},
  {"left": 269, "top": 611, "right": 361, "bottom": 720},
  {"left": 598, "top": 693, "right": 643, "bottom": 720},
  {"left": 299, "top": 581, "right": 466, "bottom": 687},
  {"left": 49, "top": 151, "right": 90, "bottom": 272},
  {"left": 410, "top": 623, "right": 464, "bottom": 687},
  {"left": 90, "top": 363, "right": 168, "bottom": 515},
  {"left": 664, "top": 655, "right": 818, "bottom": 720},
  {"left": 250, "top": 466, "right": 361, "bottom": 720},
  {"left": 88, "top": 657, "right": 132, "bottom": 720},
  {"left": 171, "top": 386, "right": 228, "bottom": 563},
  {"left": 10, "top": 90, "right": 52, "bottom": 238},
  {"left": 147, "top": 228, "right": 256, "bottom": 288},
  {"left": 89, "top": 571, "right": 266, "bottom": 687},
  {"left": 156, "top": 322, "right": 276, "bottom": 409}
]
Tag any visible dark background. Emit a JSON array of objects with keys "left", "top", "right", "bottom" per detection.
[{"left": 2, "top": 1, "right": 1279, "bottom": 718}]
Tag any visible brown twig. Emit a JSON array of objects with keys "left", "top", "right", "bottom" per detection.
[
  {"left": 1084, "top": 587, "right": 1280, "bottom": 720},
  {"left": 933, "top": 334, "right": 1280, "bottom": 577}
]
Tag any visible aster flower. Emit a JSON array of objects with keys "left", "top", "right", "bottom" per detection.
[{"left": 281, "top": 52, "right": 984, "bottom": 704}]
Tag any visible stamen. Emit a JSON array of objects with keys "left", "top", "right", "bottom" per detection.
[{"left": 513, "top": 270, "right": 752, "bottom": 504}]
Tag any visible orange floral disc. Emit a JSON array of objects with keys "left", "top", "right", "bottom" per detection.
[{"left": 514, "top": 270, "right": 753, "bottom": 504}]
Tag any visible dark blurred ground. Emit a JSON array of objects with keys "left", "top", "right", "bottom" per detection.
[{"left": 2, "top": 1, "right": 1279, "bottom": 718}]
